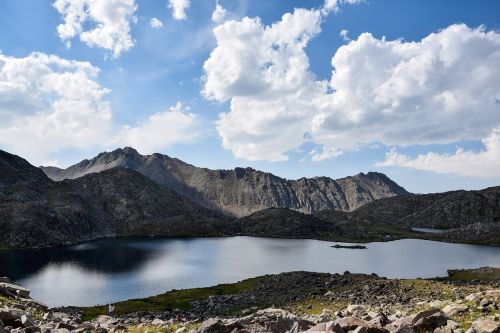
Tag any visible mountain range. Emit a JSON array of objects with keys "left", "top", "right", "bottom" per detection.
[
  {"left": 1, "top": 147, "right": 499, "bottom": 249},
  {"left": 40, "top": 147, "right": 408, "bottom": 217}
]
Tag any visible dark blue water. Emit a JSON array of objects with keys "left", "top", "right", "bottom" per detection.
[{"left": 1, "top": 237, "right": 498, "bottom": 307}]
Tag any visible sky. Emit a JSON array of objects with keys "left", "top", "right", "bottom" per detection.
[{"left": 0, "top": 0, "right": 499, "bottom": 194}]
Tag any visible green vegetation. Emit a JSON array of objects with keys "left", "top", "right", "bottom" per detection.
[
  {"left": 445, "top": 267, "right": 500, "bottom": 282},
  {"left": 81, "top": 276, "right": 264, "bottom": 321}
]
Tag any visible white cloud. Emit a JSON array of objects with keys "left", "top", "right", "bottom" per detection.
[
  {"left": 211, "top": 1, "right": 227, "bottom": 23},
  {"left": 203, "top": 14, "right": 500, "bottom": 168},
  {"left": 376, "top": 128, "right": 500, "bottom": 178},
  {"left": 168, "top": 0, "right": 190, "bottom": 21},
  {"left": 0, "top": 52, "right": 199, "bottom": 166},
  {"left": 309, "top": 146, "right": 343, "bottom": 162},
  {"left": 339, "top": 29, "right": 349, "bottom": 41},
  {"left": 0, "top": 52, "right": 112, "bottom": 165},
  {"left": 53, "top": 0, "right": 137, "bottom": 58},
  {"left": 322, "top": 0, "right": 363, "bottom": 14},
  {"left": 114, "top": 102, "right": 200, "bottom": 154},
  {"left": 150, "top": 17, "right": 163, "bottom": 29},
  {"left": 204, "top": 7, "right": 326, "bottom": 161}
]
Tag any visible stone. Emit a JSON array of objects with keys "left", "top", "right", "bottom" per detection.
[
  {"left": 434, "top": 327, "right": 453, "bottom": 333},
  {"left": 466, "top": 294, "right": 481, "bottom": 303},
  {"left": 306, "top": 323, "right": 326, "bottom": 332},
  {"left": 447, "top": 321, "right": 459, "bottom": 330},
  {"left": 442, "top": 304, "right": 469, "bottom": 316},
  {"left": 430, "top": 301, "right": 448, "bottom": 309},
  {"left": 335, "top": 317, "right": 387, "bottom": 333},
  {"left": 52, "top": 329, "right": 70, "bottom": 333},
  {"left": 393, "top": 325, "right": 417, "bottom": 333},
  {"left": 325, "top": 322, "right": 345, "bottom": 333},
  {"left": 347, "top": 305, "right": 366, "bottom": 314},
  {"left": 20, "top": 315, "right": 34, "bottom": 328},
  {"left": 470, "top": 319, "right": 499, "bottom": 333},
  {"left": 151, "top": 319, "right": 165, "bottom": 326},
  {"left": 411, "top": 309, "right": 448, "bottom": 332},
  {"left": 199, "top": 318, "right": 226, "bottom": 333},
  {"left": 0, "top": 284, "right": 30, "bottom": 299},
  {"left": 353, "top": 327, "right": 368, "bottom": 333},
  {"left": 0, "top": 308, "right": 24, "bottom": 327},
  {"left": 0, "top": 278, "right": 10, "bottom": 284},
  {"left": 55, "top": 322, "right": 75, "bottom": 331}
]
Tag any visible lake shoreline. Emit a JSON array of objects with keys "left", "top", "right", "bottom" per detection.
[{"left": 2, "top": 268, "right": 498, "bottom": 333}]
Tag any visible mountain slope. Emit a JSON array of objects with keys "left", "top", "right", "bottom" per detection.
[
  {"left": 41, "top": 147, "right": 409, "bottom": 217},
  {"left": 0, "top": 150, "right": 230, "bottom": 249}
]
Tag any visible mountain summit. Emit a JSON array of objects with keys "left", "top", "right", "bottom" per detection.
[{"left": 41, "top": 147, "right": 409, "bottom": 217}]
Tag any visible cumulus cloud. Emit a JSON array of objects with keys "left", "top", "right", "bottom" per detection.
[
  {"left": 211, "top": 1, "right": 227, "bottom": 23},
  {"left": 376, "top": 128, "right": 500, "bottom": 178},
  {"left": 0, "top": 52, "right": 112, "bottom": 165},
  {"left": 203, "top": 12, "right": 500, "bottom": 173},
  {"left": 168, "top": 0, "right": 190, "bottom": 21},
  {"left": 114, "top": 102, "right": 200, "bottom": 154},
  {"left": 0, "top": 52, "right": 199, "bottom": 166},
  {"left": 150, "top": 17, "right": 163, "bottom": 28},
  {"left": 53, "top": 0, "right": 137, "bottom": 58},
  {"left": 204, "top": 7, "right": 326, "bottom": 161}
]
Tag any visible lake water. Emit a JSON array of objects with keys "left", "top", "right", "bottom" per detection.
[{"left": 1, "top": 237, "right": 499, "bottom": 307}]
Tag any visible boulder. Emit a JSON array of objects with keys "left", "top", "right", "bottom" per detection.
[
  {"left": 325, "top": 322, "right": 345, "bottom": 333},
  {"left": 55, "top": 322, "right": 76, "bottom": 331},
  {"left": 198, "top": 318, "right": 226, "bottom": 333},
  {"left": 306, "top": 323, "right": 326, "bottom": 332},
  {"left": 20, "top": 315, "right": 35, "bottom": 328},
  {"left": 151, "top": 319, "right": 165, "bottom": 326},
  {"left": 470, "top": 319, "right": 499, "bottom": 333},
  {"left": 0, "top": 308, "right": 24, "bottom": 326},
  {"left": 442, "top": 304, "right": 468, "bottom": 316},
  {"left": 0, "top": 284, "right": 30, "bottom": 299},
  {"left": 411, "top": 309, "right": 448, "bottom": 332},
  {"left": 0, "top": 278, "right": 10, "bottom": 284},
  {"left": 335, "top": 317, "right": 388, "bottom": 333}
]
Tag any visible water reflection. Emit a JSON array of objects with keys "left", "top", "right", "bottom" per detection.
[{"left": 0, "top": 237, "right": 498, "bottom": 307}]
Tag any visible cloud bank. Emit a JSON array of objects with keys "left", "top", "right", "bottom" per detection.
[{"left": 203, "top": 7, "right": 500, "bottom": 178}]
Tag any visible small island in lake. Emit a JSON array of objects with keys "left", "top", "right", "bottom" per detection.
[{"left": 331, "top": 244, "right": 367, "bottom": 249}]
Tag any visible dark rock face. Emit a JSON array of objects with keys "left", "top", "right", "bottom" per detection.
[
  {"left": 40, "top": 148, "right": 409, "bottom": 217},
  {"left": 320, "top": 187, "right": 500, "bottom": 245},
  {"left": 0, "top": 150, "right": 229, "bottom": 249}
]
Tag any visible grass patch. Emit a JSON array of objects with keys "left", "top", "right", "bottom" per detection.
[
  {"left": 81, "top": 276, "right": 263, "bottom": 321},
  {"left": 445, "top": 267, "right": 500, "bottom": 282}
]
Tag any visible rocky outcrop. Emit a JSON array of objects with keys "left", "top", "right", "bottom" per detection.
[
  {"left": 0, "top": 150, "right": 230, "bottom": 249},
  {"left": 317, "top": 187, "right": 500, "bottom": 245},
  {"left": 40, "top": 147, "right": 409, "bottom": 217}
]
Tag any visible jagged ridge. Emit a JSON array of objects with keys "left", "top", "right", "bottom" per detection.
[{"left": 41, "top": 147, "right": 409, "bottom": 217}]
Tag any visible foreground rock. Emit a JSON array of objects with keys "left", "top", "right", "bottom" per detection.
[{"left": 0, "top": 271, "right": 499, "bottom": 333}]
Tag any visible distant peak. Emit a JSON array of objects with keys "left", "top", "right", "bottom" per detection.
[{"left": 121, "top": 147, "right": 140, "bottom": 155}]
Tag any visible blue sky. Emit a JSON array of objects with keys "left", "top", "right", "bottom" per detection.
[{"left": 0, "top": 0, "right": 499, "bottom": 193}]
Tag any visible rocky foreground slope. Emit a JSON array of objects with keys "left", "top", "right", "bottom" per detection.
[
  {"left": 40, "top": 147, "right": 409, "bottom": 217},
  {"left": 0, "top": 269, "right": 499, "bottom": 333}
]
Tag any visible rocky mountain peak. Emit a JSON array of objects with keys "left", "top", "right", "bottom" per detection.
[{"left": 40, "top": 147, "right": 409, "bottom": 217}]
